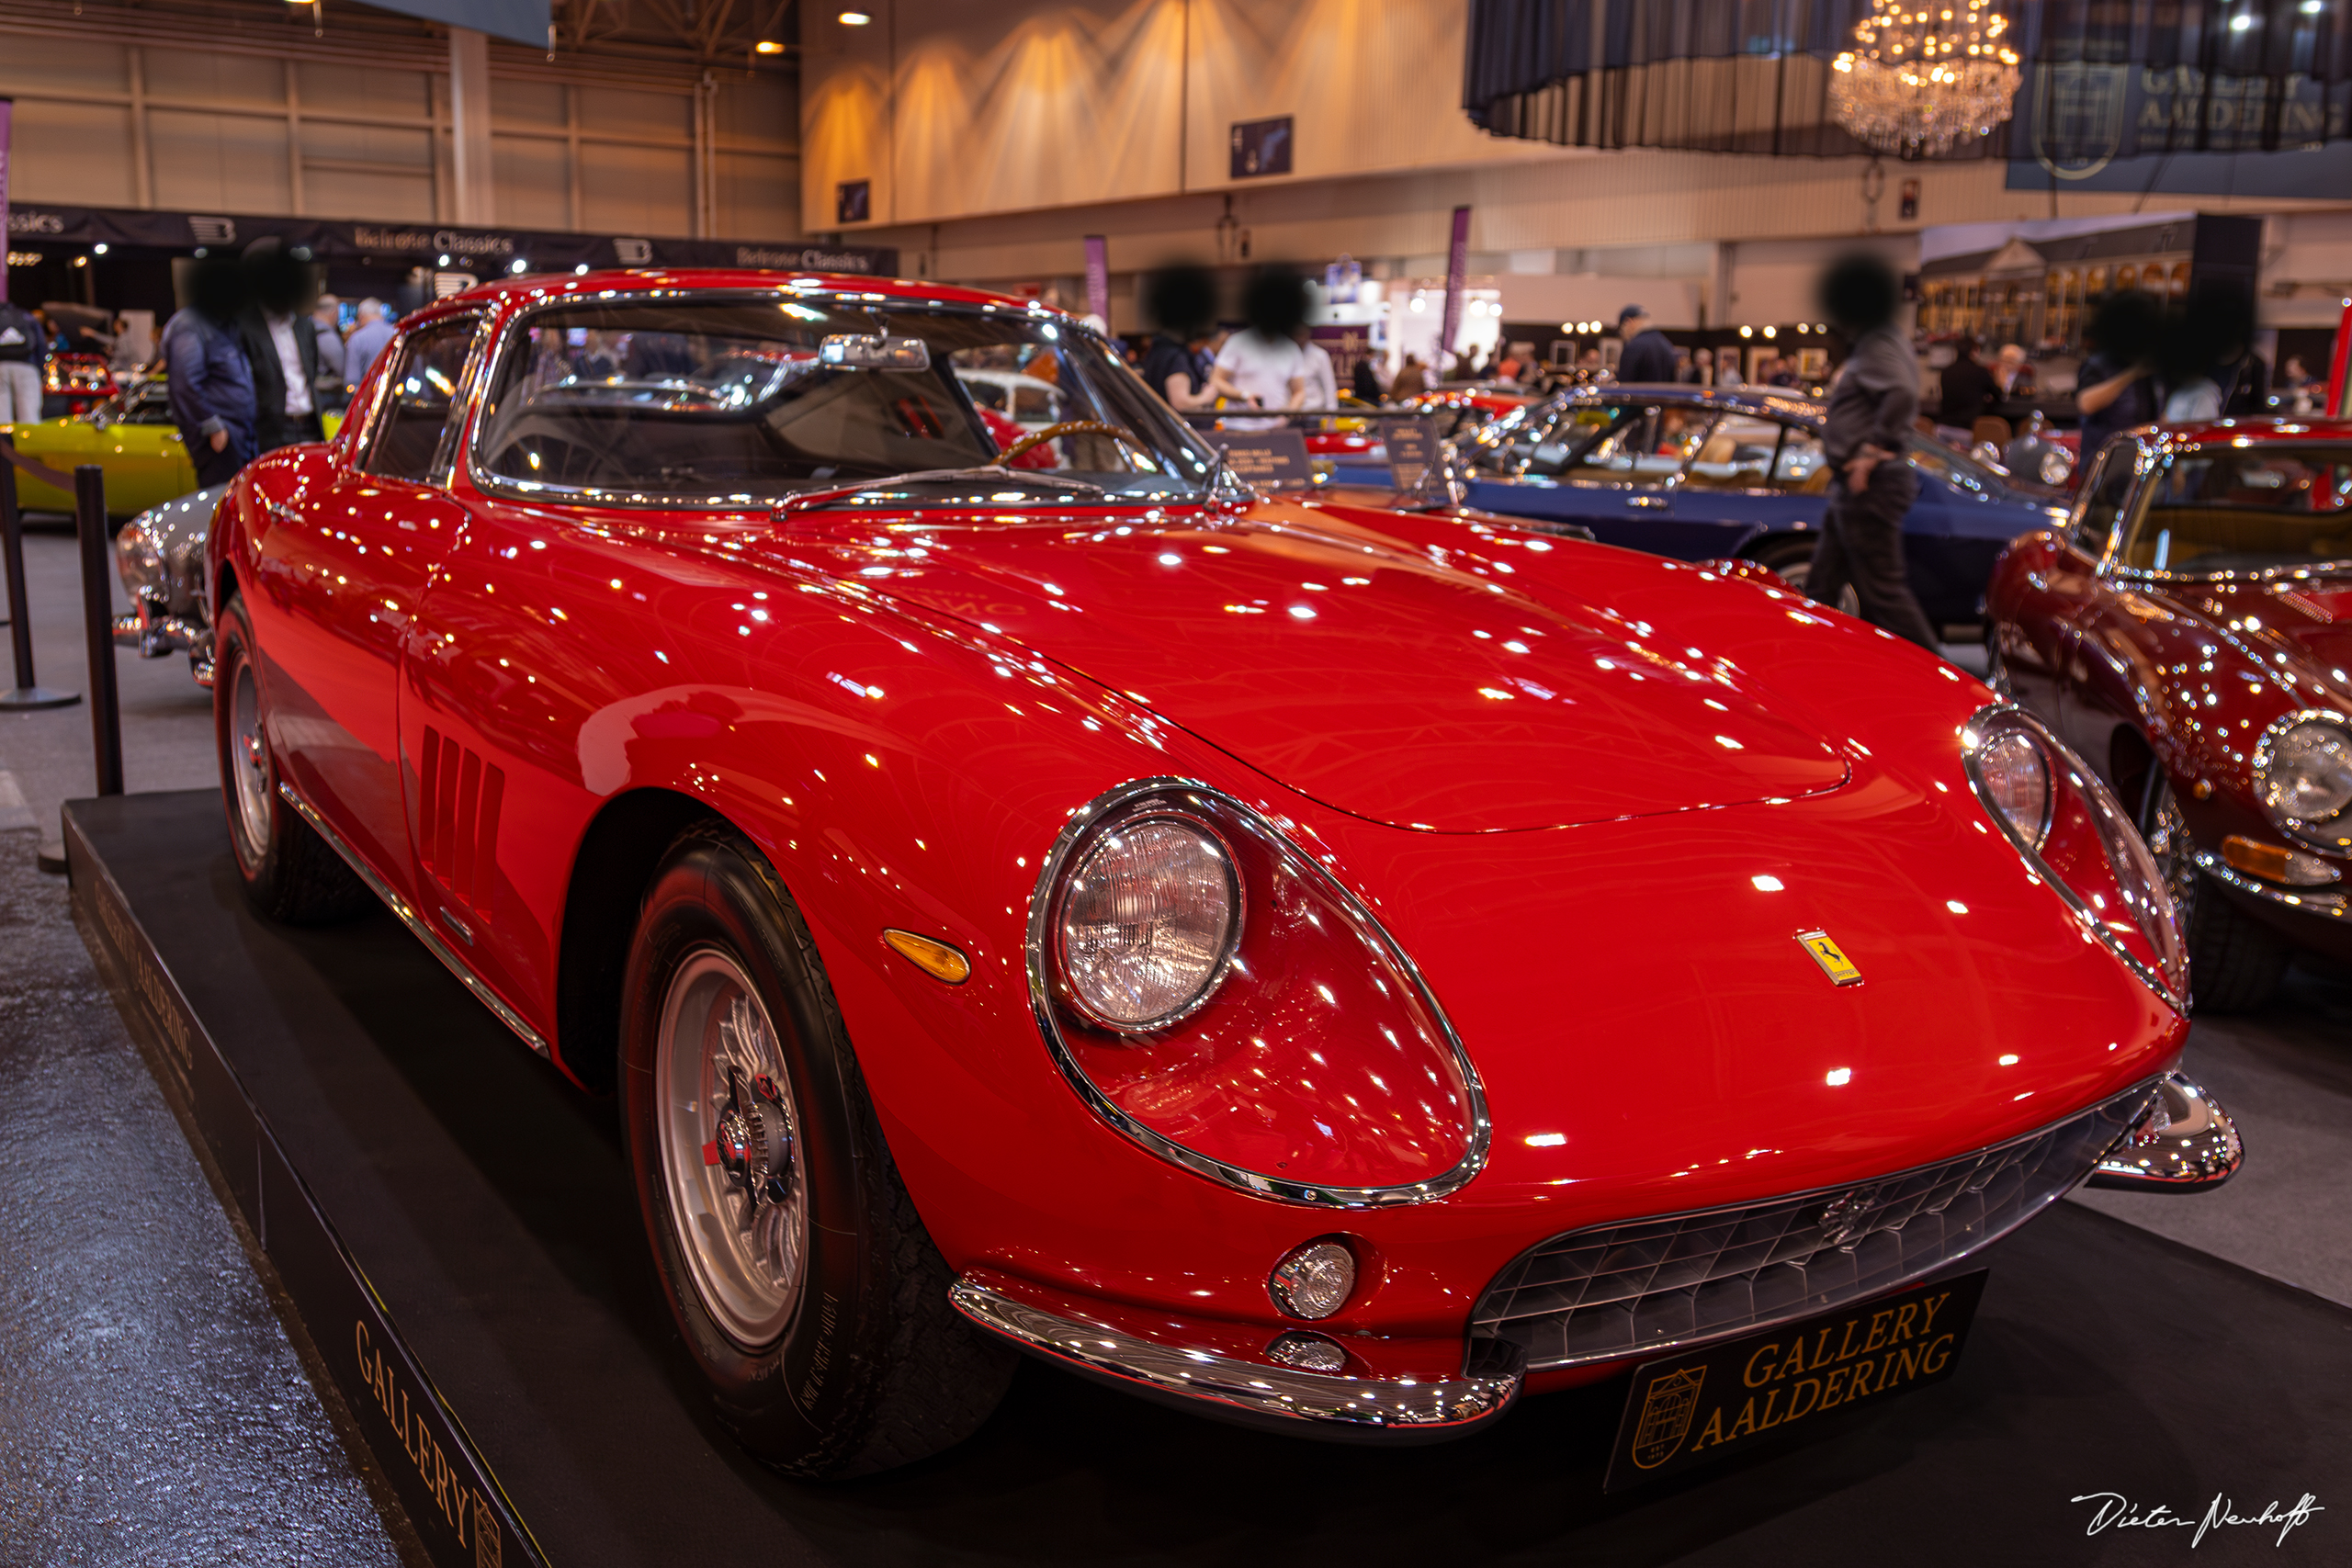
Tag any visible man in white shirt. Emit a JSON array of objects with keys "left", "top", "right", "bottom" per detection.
[{"left": 1209, "top": 327, "right": 1310, "bottom": 412}]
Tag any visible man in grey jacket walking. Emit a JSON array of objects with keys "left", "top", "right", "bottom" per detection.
[{"left": 1806, "top": 255, "right": 1939, "bottom": 652}]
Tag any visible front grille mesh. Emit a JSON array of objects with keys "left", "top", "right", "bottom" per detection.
[{"left": 1472, "top": 1082, "right": 2154, "bottom": 1370}]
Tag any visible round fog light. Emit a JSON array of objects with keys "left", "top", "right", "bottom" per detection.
[
  {"left": 1265, "top": 1332, "right": 1348, "bottom": 1372},
  {"left": 1269, "top": 1240, "right": 1356, "bottom": 1319}
]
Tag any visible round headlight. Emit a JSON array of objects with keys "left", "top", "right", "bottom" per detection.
[
  {"left": 1975, "top": 727, "right": 2052, "bottom": 851},
  {"left": 1054, "top": 816, "right": 1238, "bottom": 1031},
  {"left": 2258, "top": 718, "right": 2352, "bottom": 827},
  {"left": 2037, "top": 447, "right": 2074, "bottom": 486}
]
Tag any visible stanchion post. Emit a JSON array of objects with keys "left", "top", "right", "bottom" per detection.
[
  {"left": 0, "top": 434, "right": 80, "bottom": 710},
  {"left": 74, "top": 464, "right": 124, "bottom": 795}
]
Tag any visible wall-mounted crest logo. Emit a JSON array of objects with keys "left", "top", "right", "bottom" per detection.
[{"left": 2030, "top": 63, "right": 2129, "bottom": 181}]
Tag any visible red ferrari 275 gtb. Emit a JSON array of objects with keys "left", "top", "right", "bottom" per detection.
[{"left": 206, "top": 271, "right": 2230, "bottom": 1477}]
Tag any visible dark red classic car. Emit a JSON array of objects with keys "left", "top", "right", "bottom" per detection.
[
  {"left": 208, "top": 269, "right": 2224, "bottom": 1479},
  {"left": 1989, "top": 419, "right": 2352, "bottom": 1010}
]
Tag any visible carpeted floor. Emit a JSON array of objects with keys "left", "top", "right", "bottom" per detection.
[{"left": 0, "top": 824, "right": 412, "bottom": 1567}]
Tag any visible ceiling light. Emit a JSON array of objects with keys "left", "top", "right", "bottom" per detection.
[
  {"left": 838, "top": 10, "right": 872, "bottom": 22},
  {"left": 754, "top": 39, "right": 785, "bottom": 53},
  {"left": 93, "top": 243, "right": 108, "bottom": 255}
]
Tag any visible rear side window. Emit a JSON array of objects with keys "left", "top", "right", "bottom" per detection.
[{"left": 364, "top": 316, "right": 480, "bottom": 483}]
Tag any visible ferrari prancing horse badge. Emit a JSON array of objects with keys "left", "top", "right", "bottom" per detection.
[{"left": 1795, "top": 930, "right": 1863, "bottom": 987}]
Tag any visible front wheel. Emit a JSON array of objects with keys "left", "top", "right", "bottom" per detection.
[
  {"left": 212, "top": 593, "right": 372, "bottom": 924},
  {"left": 619, "top": 823, "right": 1012, "bottom": 1478},
  {"left": 2140, "top": 770, "right": 2288, "bottom": 1013}
]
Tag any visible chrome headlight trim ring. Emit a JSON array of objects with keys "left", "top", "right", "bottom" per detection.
[
  {"left": 2252, "top": 709, "right": 2352, "bottom": 852},
  {"left": 1024, "top": 777, "right": 1492, "bottom": 1209},
  {"left": 1962, "top": 704, "right": 2188, "bottom": 1013},
  {"left": 1047, "top": 807, "right": 1244, "bottom": 1034}
]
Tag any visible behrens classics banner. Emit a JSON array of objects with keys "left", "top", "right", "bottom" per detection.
[{"left": 3, "top": 201, "right": 897, "bottom": 277}]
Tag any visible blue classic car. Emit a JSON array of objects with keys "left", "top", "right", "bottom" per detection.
[{"left": 1342, "top": 385, "right": 2069, "bottom": 626}]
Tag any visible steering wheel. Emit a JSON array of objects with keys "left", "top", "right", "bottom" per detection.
[{"left": 995, "top": 420, "right": 1155, "bottom": 468}]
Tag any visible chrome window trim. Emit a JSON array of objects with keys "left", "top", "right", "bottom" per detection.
[
  {"left": 276, "top": 780, "right": 551, "bottom": 1059},
  {"left": 2251, "top": 707, "right": 2352, "bottom": 852},
  {"left": 1960, "top": 704, "right": 2188, "bottom": 1012},
  {"left": 458, "top": 286, "right": 1222, "bottom": 511},
  {"left": 352, "top": 307, "right": 492, "bottom": 486},
  {"left": 1024, "top": 776, "right": 1491, "bottom": 1209}
]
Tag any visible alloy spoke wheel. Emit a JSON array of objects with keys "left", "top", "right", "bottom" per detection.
[
  {"left": 229, "top": 661, "right": 273, "bottom": 863},
  {"left": 656, "top": 949, "right": 809, "bottom": 1349}
]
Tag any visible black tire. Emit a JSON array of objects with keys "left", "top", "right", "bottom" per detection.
[
  {"left": 1747, "top": 536, "right": 1859, "bottom": 615},
  {"left": 619, "top": 822, "right": 1013, "bottom": 1478},
  {"left": 2140, "top": 770, "right": 2288, "bottom": 1013},
  {"left": 213, "top": 592, "right": 374, "bottom": 924}
]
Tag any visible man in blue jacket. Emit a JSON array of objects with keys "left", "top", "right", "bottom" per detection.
[{"left": 161, "top": 254, "right": 256, "bottom": 487}]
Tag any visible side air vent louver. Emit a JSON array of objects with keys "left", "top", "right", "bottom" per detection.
[{"left": 418, "top": 726, "right": 505, "bottom": 912}]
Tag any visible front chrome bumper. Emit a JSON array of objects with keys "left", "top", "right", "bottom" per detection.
[
  {"left": 2195, "top": 849, "right": 2348, "bottom": 922},
  {"left": 2086, "top": 1071, "right": 2243, "bottom": 1191},
  {"left": 951, "top": 1073, "right": 2235, "bottom": 1439},
  {"left": 111, "top": 600, "right": 214, "bottom": 685},
  {"left": 948, "top": 1276, "right": 1521, "bottom": 1441}
]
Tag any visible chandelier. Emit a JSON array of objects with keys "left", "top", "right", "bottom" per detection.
[{"left": 1831, "top": 0, "right": 2022, "bottom": 158}]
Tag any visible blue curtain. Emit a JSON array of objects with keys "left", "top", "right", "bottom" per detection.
[{"left": 1464, "top": 0, "right": 2352, "bottom": 162}]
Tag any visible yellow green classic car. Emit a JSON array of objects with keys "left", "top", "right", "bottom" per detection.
[{"left": 2, "top": 378, "right": 342, "bottom": 517}]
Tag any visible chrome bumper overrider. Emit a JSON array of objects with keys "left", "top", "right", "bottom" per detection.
[
  {"left": 947, "top": 1279, "right": 1522, "bottom": 1440},
  {"left": 2087, "top": 1071, "right": 2243, "bottom": 1192}
]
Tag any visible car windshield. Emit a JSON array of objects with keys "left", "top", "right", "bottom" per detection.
[
  {"left": 470, "top": 295, "right": 1219, "bottom": 506},
  {"left": 2119, "top": 444, "right": 2352, "bottom": 575}
]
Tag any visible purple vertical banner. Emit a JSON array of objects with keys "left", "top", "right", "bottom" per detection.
[
  {"left": 1438, "top": 205, "right": 1470, "bottom": 380},
  {"left": 0, "top": 97, "right": 13, "bottom": 305},
  {"left": 1082, "top": 234, "right": 1109, "bottom": 327}
]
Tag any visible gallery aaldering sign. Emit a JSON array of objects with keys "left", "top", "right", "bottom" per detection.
[{"left": 1603, "top": 1271, "right": 1989, "bottom": 1491}]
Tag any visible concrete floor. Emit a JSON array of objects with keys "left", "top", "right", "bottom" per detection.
[{"left": 0, "top": 522, "right": 2342, "bottom": 1560}]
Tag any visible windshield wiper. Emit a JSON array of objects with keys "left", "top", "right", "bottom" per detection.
[{"left": 774, "top": 467, "right": 1108, "bottom": 514}]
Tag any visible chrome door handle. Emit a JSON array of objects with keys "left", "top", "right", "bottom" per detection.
[{"left": 1625, "top": 494, "right": 1670, "bottom": 508}]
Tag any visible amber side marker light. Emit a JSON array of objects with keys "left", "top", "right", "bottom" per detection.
[
  {"left": 2222, "top": 833, "right": 2340, "bottom": 887},
  {"left": 883, "top": 928, "right": 972, "bottom": 984}
]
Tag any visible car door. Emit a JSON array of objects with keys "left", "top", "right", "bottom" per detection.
[
  {"left": 396, "top": 312, "right": 649, "bottom": 1036},
  {"left": 249, "top": 310, "right": 481, "bottom": 895}
]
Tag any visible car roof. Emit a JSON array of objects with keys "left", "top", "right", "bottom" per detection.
[{"left": 440, "top": 268, "right": 1069, "bottom": 319}]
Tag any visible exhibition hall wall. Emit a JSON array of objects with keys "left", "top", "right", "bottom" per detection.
[
  {"left": 0, "top": 16, "right": 799, "bottom": 242},
  {"left": 800, "top": 0, "right": 2352, "bottom": 333}
]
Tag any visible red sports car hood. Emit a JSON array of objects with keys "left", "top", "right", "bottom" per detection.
[
  {"left": 768, "top": 502, "right": 1849, "bottom": 830},
  {"left": 2174, "top": 574, "right": 2352, "bottom": 699}
]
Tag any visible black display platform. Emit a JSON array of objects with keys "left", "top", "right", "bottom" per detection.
[{"left": 67, "top": 790, "right": 2352, "bottom": 1567}]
